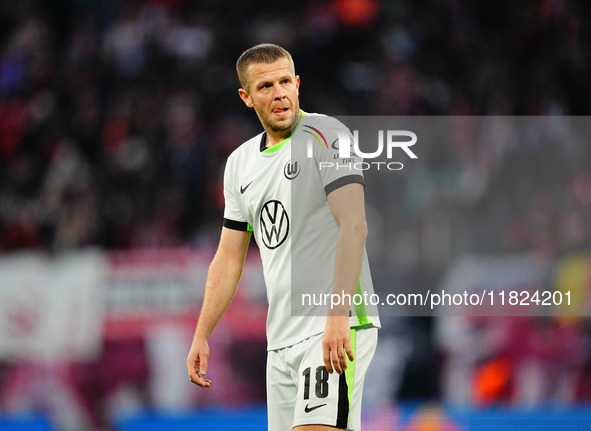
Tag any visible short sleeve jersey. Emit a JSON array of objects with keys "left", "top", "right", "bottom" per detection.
[{"left": 223, "top": 112, "right": 380, "bottom": 350}]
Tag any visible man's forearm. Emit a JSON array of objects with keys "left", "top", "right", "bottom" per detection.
[
  {"left": 329, "top": 220, "right": 367, "bottom": 316},
  {"left": 194, "top": 252, "right": 244, "bottom": 341},
  {"left": 323, "top": 206, "right": 367, "bottom": 374}
]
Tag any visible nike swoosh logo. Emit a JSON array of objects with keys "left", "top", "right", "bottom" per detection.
[
  {"left": 240, "top": 181, "right": 253, "bottom": 194},
  {"left": 304, "top": 403, "right": 327, "bottom": 413}
]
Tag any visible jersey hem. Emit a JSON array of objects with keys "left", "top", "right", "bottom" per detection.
[
  {"left": 267, "top": 320, "right": 379, "bottom": 351},
  {"left": 267, "top": 329, "right": 324, "bottom": 351},
  {"left": 351, "top": 322, "right": 379, "bottom": 330}
]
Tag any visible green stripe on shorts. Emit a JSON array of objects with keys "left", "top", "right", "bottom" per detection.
[{"left": 345, "top": 328, "right": 357, "bottom": 409}]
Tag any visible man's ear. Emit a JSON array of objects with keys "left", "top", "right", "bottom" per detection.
[{"left": 238, "top": 88, "right": 254, "bottom": 108}]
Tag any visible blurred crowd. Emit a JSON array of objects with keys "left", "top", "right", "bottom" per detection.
[
  {"left": 1, "top": 0, "right": 590, "bottom": 252},
  {"left": 1, "top": 0, "right": 591, "bottom": 427}
]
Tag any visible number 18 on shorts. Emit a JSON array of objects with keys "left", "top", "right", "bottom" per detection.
[{"left": 267, "top": 328, "right": 378, "bottom": 430}]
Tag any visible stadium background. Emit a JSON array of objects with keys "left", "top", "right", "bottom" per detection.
[{"left": 1, "top": 0, "right": 591, "bottom": 429}]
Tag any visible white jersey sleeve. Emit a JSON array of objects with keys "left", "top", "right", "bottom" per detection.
[{"left": 222, "top": 152, "right": 249, "bottom": 230}]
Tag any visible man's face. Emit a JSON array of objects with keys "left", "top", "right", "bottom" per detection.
[{"left": 238, "top": 58, "right": 300, "bottom": 135}]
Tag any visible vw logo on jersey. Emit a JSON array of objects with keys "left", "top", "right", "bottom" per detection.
[
  {"left": 284, "top": 160, "right": 300, "bottom": 180},
  {"left": 260, "top": 200, "right": 289, "bottom": 249}
]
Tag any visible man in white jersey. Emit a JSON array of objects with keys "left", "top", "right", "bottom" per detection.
[{"left": 187, "top": 44, "right": 379, "bottom": 431}]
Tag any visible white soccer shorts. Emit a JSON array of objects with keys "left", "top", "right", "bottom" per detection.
[{"left": 266, "top": 327, "right": 378, "bottom": 430}]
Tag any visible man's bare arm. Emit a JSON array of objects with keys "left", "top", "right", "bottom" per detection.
[
  {"left": 323, "top": 183, "right": 367, "bottom": 374},
  {"left": 187, "top": 227, "right": 252, "bottom": 387}
]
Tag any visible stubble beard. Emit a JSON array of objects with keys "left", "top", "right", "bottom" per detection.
[
  {"left": 264, "top": 117, "right": 291, "bottom": 134},
  {"left": 259, "top": 110, "right": 292, "bottom": 135},
  {"left": 258, "top": 103, "right": 300, "bottom": 136}
]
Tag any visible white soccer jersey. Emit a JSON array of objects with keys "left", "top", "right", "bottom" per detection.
[{"left": 223, "top": 112, "right": 380, "bottom": 351}]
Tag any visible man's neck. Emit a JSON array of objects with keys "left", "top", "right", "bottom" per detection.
[{"left": 265, "top": 131, "right": 289, "bottom": 148}]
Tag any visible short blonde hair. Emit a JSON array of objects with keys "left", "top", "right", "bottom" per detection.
[{"left": 236, "top": 44, "right": 295, "bottom": 90}]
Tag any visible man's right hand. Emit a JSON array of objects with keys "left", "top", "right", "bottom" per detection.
[{"left": 187, "top": 339, "right": 212, "bottom": 387}]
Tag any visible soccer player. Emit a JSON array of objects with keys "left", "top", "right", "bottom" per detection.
[{"left": 187, "top": 43, "right": 379, "bottom": 431}]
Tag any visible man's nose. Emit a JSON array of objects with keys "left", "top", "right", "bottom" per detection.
[{"left": 272, "top": 83, "right": 286, "bottom": 99}]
